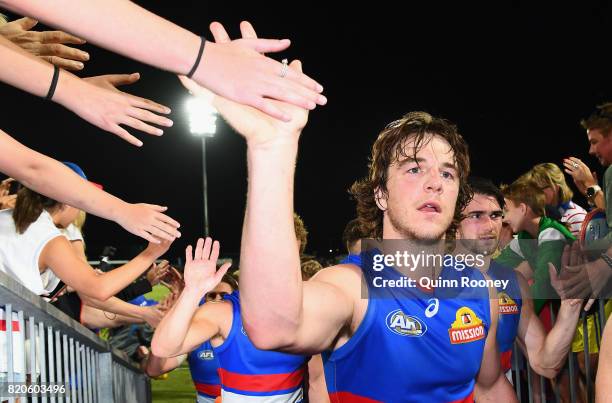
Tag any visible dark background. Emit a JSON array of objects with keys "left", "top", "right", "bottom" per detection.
[{"left": 2, "top": 1, "right": 611, "bottom": 263}]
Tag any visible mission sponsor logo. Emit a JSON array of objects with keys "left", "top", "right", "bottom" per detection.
[
  {"left": 448, "top": 307, "right": 485, "bottom": 344},
  {"left": 385, "top": 309, "right": 427, "bottom": 337},
  {"left": 199, "top": 350, "right": 214, "bottom": 360},
  {"left": 498, "top": 292, "right": 519, "bottom": 314}
]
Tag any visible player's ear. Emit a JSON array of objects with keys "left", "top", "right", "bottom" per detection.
[{"left": 374, "top": 186, "right": 388, "bottom": 211}]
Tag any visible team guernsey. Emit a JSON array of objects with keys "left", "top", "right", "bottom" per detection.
[
  {"left": 487, "top": 260, "right": 522, "bottom": 372},
  {"left": 188, "top": 340, "right": 222, "bottom": 403},
  {"left": 324, "top": 250, "right": 492, "bottom": 403},
  {"left": 188, "top": 297, "right": 222, "bottom": 402},
  {"left": 214, "top": 291, "right": 307, "bottom": 402}
]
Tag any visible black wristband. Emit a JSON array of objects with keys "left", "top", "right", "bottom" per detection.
[
  {"left": 601, "top": 253, "right": 612, "bottom": 270},
  {"left": 187, "top": 36, "right": 206, "bottom": 79},
  {"left": 45, "top": 65, "right": 60, "bottom": 101}
]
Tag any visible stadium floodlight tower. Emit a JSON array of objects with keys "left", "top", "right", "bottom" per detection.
[{"left": 185, "top": 95, "right": 218, "bottom": 237}]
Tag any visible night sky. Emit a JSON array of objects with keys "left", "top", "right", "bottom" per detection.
[{"left": 2, "top": 1, "right": 611, "bottom": 264}]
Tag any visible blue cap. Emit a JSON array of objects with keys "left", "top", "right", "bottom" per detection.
[{"left": 62, "top": 162, "right": 87, "bottom": 180}]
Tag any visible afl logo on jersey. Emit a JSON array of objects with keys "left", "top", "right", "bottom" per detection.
[
  {"left": 498, "top": 292, "right": 519, "bottom": 315},
  {"left": 448, "top": 307, "right": 486, "bottom": 344},
  {"left": 198, "top": 350, "right": 215, "bottom": 360},
  {"left": 385, "top": 309, "right": 427, "bottom": 337}
]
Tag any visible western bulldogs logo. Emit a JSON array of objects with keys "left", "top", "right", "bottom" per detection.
[
  {"left": 385, "top": 309, "right": 427, "bottom": 337},
  {"left": 198, "top": 350, "right": 214, "bottom": 360}
]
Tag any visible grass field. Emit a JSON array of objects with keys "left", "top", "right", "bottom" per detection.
[
  {"left": 144, "top": 284, "right": 171, "bottom": 302},
  {"left": 146, "top": 285, "right": 197, "bottom": 403},
  {"left": 151, "top": 364, "right": 196, "bottom": 403}
]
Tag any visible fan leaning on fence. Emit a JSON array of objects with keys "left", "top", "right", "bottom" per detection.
[{"left": 0, "top": 163, "right": 175, "bottom": 325}]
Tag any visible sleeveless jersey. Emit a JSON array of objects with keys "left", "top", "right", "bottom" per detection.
[
  {"left": 188, "top": 297, "right": 222, "bottom": 402},
  {"left": 214, "top": 291, "right": 308, "bottom": 402},
  {"left": 324, "top": 251, "right": 492, "bottom": 402},
  {"left": 188, "top": 340, "right": 221, "bottom": 402},
  {"left": 487, "top": 260, "right": 522, "bottom": 372}
]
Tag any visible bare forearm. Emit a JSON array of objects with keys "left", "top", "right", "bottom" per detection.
[
  {"left": 79, "top": 293, "right": 146, "bottom": 319},
  {"left": 240, "top": 144, "right": 303, "bottom": 343},
  {"left": 0, "top": 130, "right": 127, "bottom": 222},
  {"left": 81, "top": 305, "right": 141, "bottom": 328},
  {"left": 151, "top": 287, "right": 201, "bottom": 357},
  {"left": 537, "top": 301, "right": 581, "bottom": 375},
  {"left": 474, "top": 374, "right": 518, "bottom": 403},
  {"left": 96, "top": 252, "right": 157, "bottom": 299},
  {"left": 0, "top": 34, "right": 90, "bottom": 107},
  {"left": 0, "top": 0, "right": 198, "bottom": 75},
  {"left": 0, "top": 34, "right": 55, "bottom": 96},
  {"left": 113, "top": 313, "right": 143, "bottom": 325},
  {"left": 308, "top": 355, "right": 330, "bottom": 403},
  {"left": 596, "top": 320, "right": 612, "bottom": 402},
  {"left": 145, "top": 354, "right": 182, "bottom": 377}
]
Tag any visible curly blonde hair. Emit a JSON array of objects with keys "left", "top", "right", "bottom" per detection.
[
  {"left": 519, "top": 163, "right": 573, "bottom": 204},
  {"left": 294, "top": 213, "right": 308, "bottom": 255},
  {"left": 300, "top": 259, "right": 323, "bottom": 281}
]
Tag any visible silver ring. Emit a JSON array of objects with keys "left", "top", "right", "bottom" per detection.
[
  {"left": 280, "top": 59, "right": 289, "bottom": 78},
  {"left": 572, "top": 162, "right": 579, "bottom": 168}
]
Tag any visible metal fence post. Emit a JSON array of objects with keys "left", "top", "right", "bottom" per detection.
[
  {"left": 63, "top": 334, "right": 69, "bottom": 403},
  {"left": 17, "top": 310, "right": 26, "bottom": 383},
  {"left": 55, "top": 330, "right": 63, "bottom": 403},
  {"left": 5, "top": 305, "right": 14, "bottom": 403},
  {"left": 582, "top": 312, "right": 593, "bottom": 403},
  {"left": 69, "top": 338, "right": 76, "bottom": 403},
  {"left": 29, "top": 316, "right": 38, "bottom": 403},
  {"left": 39, "top": 321, "right": 47, "bottom": 403},
  {"left": 47, "top": 326, "right": 56, "bottom": 403},
  {"left": 97, "top": 353, "right": 114, "bottom": 402},
  {"left": 76, "top": 341, "right": 83, "bottom": 403}
]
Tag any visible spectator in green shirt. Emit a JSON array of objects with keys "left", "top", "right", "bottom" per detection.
[{"left": 496, "top": 180, "right": 574, "bottom": 314}]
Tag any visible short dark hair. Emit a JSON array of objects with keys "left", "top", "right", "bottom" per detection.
[
  {"left": 581, "top": 102, "right": 612, "bottom": 137},
  {"left": 467, "top": 177, "right": 505, "bottom": 210},
  {"left": 501, "top": 180, "right": 546, "bottom": 217},
  {"left": 222, "top": 272, "right": 238, "bottom": 291}
]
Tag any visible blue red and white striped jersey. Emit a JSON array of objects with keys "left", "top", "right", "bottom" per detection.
[
  {"left": 214, "top": 291, "right": 308, "bottom": 402},
  {"left": 323, "top": 251, "right": 492, "bottom": 402},
  {"left": 188, "top": 340, "right": 221, "bottom": 403},
  {"left": 488, "top": 261, "right": 522, "bottom": 372},
  {"left": 187, "top": 297, "right": 221, "bottom": 402}
]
